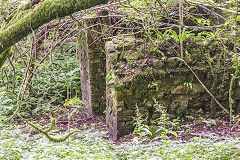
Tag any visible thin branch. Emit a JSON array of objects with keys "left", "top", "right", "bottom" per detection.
[
  {"left": 170, "top": 57, "right": 229, "bottom": 115},
  {"left": 186, "top": 0, "right": 240, "bottom": 15}
]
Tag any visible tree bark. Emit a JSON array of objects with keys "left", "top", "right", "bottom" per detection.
[{"left": 0, "top": 0, "right": 109, "bottom": 67}]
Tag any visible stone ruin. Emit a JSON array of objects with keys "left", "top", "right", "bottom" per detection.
[{"left": 78, "top": 34, "right": 240, "bottom": 140}]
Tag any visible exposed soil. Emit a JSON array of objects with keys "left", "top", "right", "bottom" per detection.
[{"left": 18, "top": 110, "right": 240, "bottom": 144}]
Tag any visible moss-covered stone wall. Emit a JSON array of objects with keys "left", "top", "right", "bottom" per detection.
[
  {"left": 89, "top": 47, "right": 106, "bottom": 114},
  {"left": 105, "top": 36, "right": 240, "bottom": 140}
]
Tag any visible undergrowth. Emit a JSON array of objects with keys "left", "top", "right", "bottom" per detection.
[
  {"left": 0, "top": 44, "right": 80, "bottom": 120},
  {"left": 0, "top": 0, "right": 240, "bottom": 159},
  {"left": 0, "top": 125, "right": 239, "bottom": 160}
]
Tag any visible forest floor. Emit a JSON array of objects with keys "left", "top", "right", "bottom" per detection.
[
  {"left": 45, "top": 111, "right": 240, "bottom": 143},
  {"left": 1, "top": 111, "right": 240, "bottom": 159},
  {"left": 18, "top": 110, "right": 240, "bottom": 145}
]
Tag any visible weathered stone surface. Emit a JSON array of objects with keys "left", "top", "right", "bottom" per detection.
[
  {"left": 233, "top": 87, "right": 240, "bottom": 100},
  {"left": 118, "top": 116, "right": 133, "bottom": 122},
  {"left": 139, "top": 107, "right": 149, "bottom": 118},
  {"left": 117, "top": 101, "right": 125, "bottom": 107},
  {"left": 153, "top": 70, "right": 166, "bottom": 75},
  {"left": 107, "top": 46, "right": 116, "bottom": 53},
  {"left": 118, "top": 110, "right": 134, "bottom": 116},
  {"left": 235, "top": 101, "right": 240, "bottom": 113},
  {"left": 169, "top": 95, "right": 188, "bottom": 114},
  {"left": 104, "top": 35, "right": 236, "bottom": 140},
  {"left": 191, "top": 84, "right": 205, "bottom": 94},
  {"left": 171, "top": 86, "right": 189, "bottom": 95},
  {"left": 152, "top": 113, "right": 161, "bottom": 120},
  {"left": 78, "top": 13, "right": 111, "bottom": 116},
  {"left": 146, "top": 101, "right": 153, "bottom": 108}
]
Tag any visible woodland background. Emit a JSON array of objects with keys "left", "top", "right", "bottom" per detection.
[{"left": 0, "top": 0, "right": 240, "bottom": 159}]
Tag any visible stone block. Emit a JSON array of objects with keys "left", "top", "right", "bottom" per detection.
[
  {"left": 117, "top": 101, "right": 125, "bottom": 107},
  {"left": 139, "top": 107, "right": 149, "bottom": 118},
  {"left": 152, "top": 69, "right": 166, "bottom": 75},
  {"left": 156, "top": 92, "right": 164, "bottom": 98},
  {"left": 191, "top": 83, "right": 204, "bottom": 94},
  {"left": 152, "top": 113, "right": 161, "bottom": 120},
  {"left": 125, "top": 90, "right": 133, "bottom": 95},
  {"left": 233, "top": 87, "right": 240, "bottom": 100},
  {"left": 235, "top": 101, "right": 240, "bottom": 113},
  {"left": 118, "top": 109, "right": 134, "bottom": 116},
  {"left": 169, "top": 95, "right": 188, "bottom": 115},
  {"left": 146, "top": 101, "right": 153, "bottom": 108},
  {"left": 118, "top": 116, "right": 133, "bottom": 122},
  {"left": 171, "top": 85, "right": 189, "bottom": 95}
]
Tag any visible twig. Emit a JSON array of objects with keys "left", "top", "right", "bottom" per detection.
[
  {"left": 0, "top": 81, "right": 10, "bottom": 87},
  {"left": 198, "top": 4, "right": 226, "bottom": 21},
  {"left": 179, "top": 0, "right": 183, "bottom": 57},
  {"left": 186, "top": 0, "right": 240, "bottom": 15},
  {"left": 227, "top": 119, "right": 239, "bottom": 136}
]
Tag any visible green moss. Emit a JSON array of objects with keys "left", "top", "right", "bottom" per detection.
[
  {"left": 26, "top": 116, "right": 79, "bottom": 142},
  {"left": 0, "top": 0, "right": 109, "bottom": 68},
  {"left": 175, "top": 106, "right": 187, "bottom": 117},
  {"left": 0, "top": 48, "right": 12, "bottom": 68}
]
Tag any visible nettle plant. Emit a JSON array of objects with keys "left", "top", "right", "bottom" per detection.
[
  {"left": 133, "top": 88, "right": 178, "bottom": 141},
  {"left": 133, "top": 104, "right": 177, "bottom": 141}
]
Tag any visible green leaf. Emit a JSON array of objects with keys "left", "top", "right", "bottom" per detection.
[
  {"left": 171, "top": 31, "right": 179, "bottom": 42},
  {"left": 66, "top": 68, "right": 80, "bottom": 76},
  {"left": 163, "top": 30, "right": 170, "bottom": 39},
  {"left": 172, "top": 131, "right": 178, "bottom": 137},
  {"left": 181, "top": 27, "right": 187, "bottom": 42},
  {"left": 222, "top": 9, "right": 228, "bottom": 14}
]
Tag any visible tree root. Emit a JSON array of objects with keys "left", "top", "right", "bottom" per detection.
[{"left": 20, "top": 115, "right": 80, "bottom": 142}]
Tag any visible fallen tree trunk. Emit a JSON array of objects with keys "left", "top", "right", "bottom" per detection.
[{"left": 0, "top": 0, "right": 109, "bottom": 67}]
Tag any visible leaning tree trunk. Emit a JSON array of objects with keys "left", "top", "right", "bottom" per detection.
[{"left": 0, "top": 0, "right": 109, "bottom": 67}]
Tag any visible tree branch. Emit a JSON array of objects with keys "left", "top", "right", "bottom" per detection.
[{"left": 0, "top": 0, "right": 109, "bottom": 67}]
